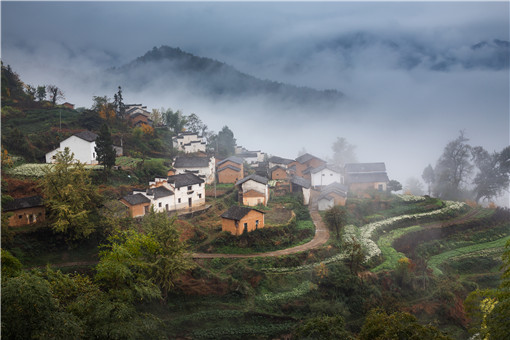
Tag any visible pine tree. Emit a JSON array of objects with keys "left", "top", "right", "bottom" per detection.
[{"left": 95, "top": 124, "right": 116, "bottom": 175}]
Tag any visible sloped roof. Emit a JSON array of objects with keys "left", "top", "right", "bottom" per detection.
[
  {"left": 290, "top": 176, "right": 311, "bottom": 189},
  {"left": 236, "top": 174, "right": 269, "bottom": 186},
  {"left": 346, "top": 172, "right": 389, "bottom": 184},
  {"left": 344, "top": 162, "right": 386, "bottom": 173},
  {"left": 269, "top": 165, "right": 287, "bottom": 174},
  {"left": 238, "top": 152, "right": 258, "bottom": 158},
  {"left": 121, "top": 193, "right": 151, "bottom": 206},
  {"left": 295, "top": 153, "right": 325, "bottom": 164},
  {"left": 321, "top": 182, "right": 348, "bottom": 196},
  {"left": 173, "top": 156, "right": 210, "bottom": 168},
  {"left": 74, "top": 131, "right": 98, "bottom": 142},
  {"left": 167, "top": 173, "right": 204, "bottom": 188},
  {"left": 310, "top": 164, "right": 342, "bottom": 175},
  {"left": 147, "top": 186, "right": 174, "bottom": 199},
  {"left": 217, "top": 164, "right": 242, "bottom": 173},
  {"left": 3, "top": 195, "right": 44, "bottom": 211},
  {"left": 217, "top": 156, "right": 244, "bottom": 166},
  {"left": 268, "top": 156, "right": 294, "bottom": 165},
  {"left": 221, "top": 206, "right": 265, "bottom": 221}
]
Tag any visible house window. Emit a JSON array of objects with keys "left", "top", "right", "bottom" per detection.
[
  {"left": 378, "top": 184, "right": 384, "bottom": 191},
  {"left": 198, "top": 194, "right": 202, "bottom": 199},
  {"left": 255, "top": 220, "right": 259, "bottom": 229},
  {"left": 243, "top": 222, "right": 248, "bottom": 233},
  {"left": 199, "top": 183, "right": 202, "bottom": 187},
  {"left": 166, "top": 204, "right": 169, "bottom": 211},
  {"left": 158, "top": 202, "right": 162, "bottom": 207},
  {"left": 178, "top": 198, "right": 181, "bottom": 203},
  {"left": 93, "top": 152, "right": 96, "bottom": 158},
  {"left": 18, "top": 215, "right": 23, "bottom": 219},
  {"left": 187, "top": 185, "right": 192, "bottom": 190}
]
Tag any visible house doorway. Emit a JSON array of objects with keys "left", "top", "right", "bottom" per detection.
[{"left": 188, "top": 197, "right": 192, "bottom": 208}]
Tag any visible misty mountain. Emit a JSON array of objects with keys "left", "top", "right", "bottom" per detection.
[
  {"left": 109, "top": 46, "right": 344, "bottom": 107},
  {"left": 316, "top": 32, "right": 509, "bottom": 71}
]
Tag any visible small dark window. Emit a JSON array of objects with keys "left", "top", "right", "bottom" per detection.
[
  {"left": 187, "top": 185, "right": 192, "bottom": 190},
  {"left": 178, "top": 198, "right": 181, "bottom": 203},
  {"left": 198, "top": 194, "right": 202, "bottom": 198},
  {"left": 18, "top": 215, "right": 23, "bottom": 219},
  {"left": 158, "top": 202, "right": 162, "bottom": 207}
]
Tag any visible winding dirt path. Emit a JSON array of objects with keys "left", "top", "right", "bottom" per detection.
[{"left": 192, "top": 190, "right": 330, "bottom": 258}]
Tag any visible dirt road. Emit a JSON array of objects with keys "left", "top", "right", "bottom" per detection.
[{"left": 192, "top": 190, "right": 330, "bottom": 259}]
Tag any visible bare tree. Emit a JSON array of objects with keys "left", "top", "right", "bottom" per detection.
[{"left": 46, "top": 85, "right": 65, "bottom": 105}]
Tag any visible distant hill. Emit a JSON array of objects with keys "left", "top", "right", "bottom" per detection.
[
  {"left": 109, "top": 46, "right": 344, "bottom": 107},
  {"left": 315, "top": 32, "right": 510, "bottom": 71}
]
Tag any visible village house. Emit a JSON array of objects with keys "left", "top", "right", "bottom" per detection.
[
  {"left": 344, "top": 162, "right": 390, "bottom": 194},
  {"left": 172, "top": 156, "right": 216, "bottom": 184},
  {"left": 172, "top": 132, "right": 207, "bottom": 153},
  {"left": 290, "top": 176, "right": 312, "bottom": 205},
  {"left": 3, "top": 195, "right": 45, "bottom": 227},
  {"left": 290, "top": 153, "right": 327, "bottom": 178},
  {"left": 45, "top": 131, "right": 99, "bottom": 164},
  {"left": 310, "top": 164, "right": 344, "bottom": 188},
  {"left": 125, "top": 104, "right": 151, "bottom": 118},
  {"left": 235, "top": 146, "right": 266, "bottom": 163},
  {"left": 317, "top": 182, "right": 349, "bottom": 211},
  {"left": 62, "top": 102, "right": 75, "bottom": 110},
  {"left": 269, "top": 165, "right": 288, "bottom": 180},
  {"left": 157, "top": 173, "right": 206, "bottom": 211},
  {"left": 221, "top": 205, "right": 265, "bottom": 236},
  {"left": 236, "top": 174, "right": 269, "bottom": 206},
  {"left": 120, "top": 193, "right": 151, "bottom": 218},
  {"left": 217, "top": 156, "right": 244, "bottom": 184},
  {"left": 130, "top": 112, "right": 153, "bottom": 127},
  {"left": 45, "top": 130, "right": 122, "bottom": 164},
  {"left": 268, "top": 156, "right": 294, "bottom": 169}
]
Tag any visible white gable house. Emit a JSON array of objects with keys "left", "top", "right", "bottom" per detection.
[
  {"left": 172, "top": 156, "right": 216, "bottom": 184},
  {"left": 173, "top": 132, "right": 206, "bottom": 153},
  {"left": 45, "top": 131, "right": 98, "bottom": 164},
  {"left": 236, "top": 174, "right": 270, "bottom": 206},
  {"left": 310, "top": 165, "right": 343, "bottom": 188}
]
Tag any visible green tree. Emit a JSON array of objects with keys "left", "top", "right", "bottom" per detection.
[
  {"left": 113, "top": 86, "right": 126, "bottom": 119},
  {"left": 465, "top": 239, "right": 510, "bottom": 339},
  {"left": 343, "top": 236, "right": 366, "bottom": 276},
  {"left": 324, "top": 205, "right": 347, "bottom": 240},
  {"left": 294, "top": 315, "right": 354, "bottom": 340},
  {"left": 359, "top": 309, "right": 452, "bottom": 340},
  {"left": 163, "top": 108, "right": 187, "bottom": 133},
  {"left": 1, "top": 249, "right": 22, "bottom": 279},
  {"left": 36, "top": 85, "right": 47, "bottom": 101},
  {"left": 95, "top": 123, "right": 117, "bottom": 177},
  {"left": 422, "top": 164, "right": 435, "bottom": 196},
  {"left": 471, "top": 146, "right": 510, "bottom": 203},
  {"left": 433, "top": 131, "right": 473, "bottom": 200},
  {"left": 216, "top": 125, "right": 236, "bottom": 157},
  {"left": 185, "top": 113, "right": 207, "bottom": 135},
  {"left": 1, "top": 272, "right": 83, "bottom": 339},
  {"left": 96, "top": 211, "right": 193, "bottom": 302},
  {"left": 40, "top": 147, "right": 101, "bottom": 241},
  {"left": 387, "top": 179, "right": 402, "bottom": 193},
  {"left": 331, "top": 137, "right": 357, "bottom": 167}
]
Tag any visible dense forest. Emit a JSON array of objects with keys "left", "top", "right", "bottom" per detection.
[{"left": 1, "top": 63, "right": 509, "bottom": 339}]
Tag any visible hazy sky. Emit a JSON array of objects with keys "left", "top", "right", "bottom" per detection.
[{"left": 2, "top": 1, "right": 509, "bottom": 199}]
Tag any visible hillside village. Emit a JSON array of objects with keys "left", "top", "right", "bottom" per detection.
[{"left": 2, "top": 64, "right": 510, "bottom": 340}]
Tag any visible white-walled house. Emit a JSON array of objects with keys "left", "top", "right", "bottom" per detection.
[
  {"left": 172, "top": 132, "right": 206, "bottom": 153},
  {"left": 310, "top": 165, "right": 343, "bottom": 188},
  {"left": 165, "top": 173, "right": 206, "bottom": 210},
  {"left": 236, "top": 174, "right": 269, "bottom": 206},
  {"left": 45, "top": 131, "right": 98, "bottom": 164},
  {"left": 173, "top": 156, "right": 216, "bottom": 184}
]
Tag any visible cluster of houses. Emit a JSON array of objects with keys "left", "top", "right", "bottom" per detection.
[{"left": 7, "top": 124, "right": 390, "bottom": 237}]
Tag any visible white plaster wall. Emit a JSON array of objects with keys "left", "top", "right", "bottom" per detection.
[{"left": 311, "top": 169, "right": 342, "bottom": 187}]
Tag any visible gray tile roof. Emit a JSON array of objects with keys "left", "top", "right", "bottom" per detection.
[
  {"left": 147, "top": 186, "right": 174, "bottom": 199},
  {"left": 310, "top": 164, "right": 342, "bottom": 175},
  {"left": 346, "top": 172, "right": 389, "bottom": 184},
  {"left": 217, "top": 165, "right": 241, "bottom": 173},
  {"left": 221, "top": 206, "right": 265, "bottom": 220},
  {"left": 167, "top": 173, "right": 204, "bottom": 188},
  {"left": 290, "top": 176, "right": 311, "bottom": 189},
  {"left": 74, "top": 131, "right": 98, "bottom": 142},
  {"left": 236, "top": 174, "right": 269, "bottom": 186},
  {"left": 121, "top": 193, "right": 151, "bottom": 205},
  {"left": 321, "top": 182, "right": 348, "bottom": 196},
  {"left": 217, "top": 156, "right": 244, "bottom": 166},
  {"left": 3, "top": 195, "right": 44, "bottom": 211},
  {"left": 173, "top": 156, "right": 210, "bottom": 168},
  {"left": 268, "top": 156, "right": 294, "bottom": 165},
  {"left": 344, "top": 162, "right": 386, "bottom": 173},
  {"left": 295, "top": 153, "right": 325, "bottom": 164}
]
